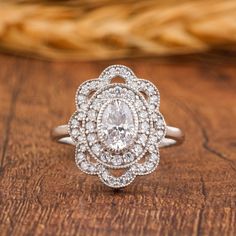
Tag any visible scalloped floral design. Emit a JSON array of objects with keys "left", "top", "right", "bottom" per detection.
[{"left": 68, "top": 65, "right": 166, "bottom": 188}]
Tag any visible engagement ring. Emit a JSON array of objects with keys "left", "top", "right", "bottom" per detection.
[{"left": 51, "top": 65, "right": 184, "bottom": 188}]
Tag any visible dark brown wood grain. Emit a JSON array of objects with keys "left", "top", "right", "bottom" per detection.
[{"left": 0, "top": 54, "right": 236, "bottom": 236}]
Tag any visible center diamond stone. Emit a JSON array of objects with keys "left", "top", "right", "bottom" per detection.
[{"left": 98, "top": 99, "right": 137, "bottom": 152}]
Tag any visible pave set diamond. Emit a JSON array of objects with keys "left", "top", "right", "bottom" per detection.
[{"left": 68, "top": 65, "right": 166, "bottom": 188}]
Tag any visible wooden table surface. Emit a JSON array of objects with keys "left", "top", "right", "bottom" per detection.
[{"left": 0, "top": 54, "right": 235, "bottom": 236}]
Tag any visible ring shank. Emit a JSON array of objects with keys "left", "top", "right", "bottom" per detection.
[{"left": 51, "top": 125, "right": 184, "bottom": 148}]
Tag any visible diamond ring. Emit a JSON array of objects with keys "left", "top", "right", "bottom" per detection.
[{"left": 51, "top": 65, "right": 184, "bottom": 188}]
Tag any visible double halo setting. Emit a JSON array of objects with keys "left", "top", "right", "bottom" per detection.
[{"left": 68, "top": 65, "right": 166, "bottom": 188}]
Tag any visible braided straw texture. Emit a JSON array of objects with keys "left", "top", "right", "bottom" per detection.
[{"left": 0, "top": 0, "right": 235, "bottom": 60}]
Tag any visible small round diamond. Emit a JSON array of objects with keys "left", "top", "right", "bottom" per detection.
[
  {"left": 102, "top": 171, "right": 108, "bottom": 181},
  {"left": 151, "top": 113, "right": 158, "bottom": 120},
  {"left": 88, "top": 110, "right": 96, "bottom": 120},
  {"left": 77, "top": 135, "right": 84, "bottom": 142},
  {"left": 141, "top": 122, "right": 149, "bottom": 132},
  {"left": 112, "top": 155, "right": 122, "bottom": 166},
  {"left": 149, "top": 145, "right": 157, "bottom": 153},
  {"left": 87, "top": 133, "right": 96, "bottom": 143},
  {"left": 124, "top": 152, "right": 134, "bottom": 163},
  {"left": 157, "top": 130, "right": 164, "bottom": 137},
  {"left": 147, "top": 86, "right": 155, "bottom": 94},
  {"left": 146, "top": 162, "right": 154, "bottom": 170},
  {"left": 89, "top": 81, "right": 97, "bottom": 90},
  {"left": 150, "top": 95, "right": 158, "bottom": 103},
  {"left": 81, "top": 103, "right": 87, "bottom": 111},
  {"left": 86, "top": 121, "right": 95, "bottom": 132},
  {"left": 79, "top": 144, "right": 87, "bottom": 152},
  {"left": 126, "top": 91, "right": 135, "bottom": 100},
  {"left": 114, "top": 86, "right": 122, "bottom": 95},
  {"left": 139, "top": 134, "right": 148, "bottom": 146},
  {"left": 150, "top": 153, "right": 159, "bottom": 162},
  {"left": 150, "top": 135, "right": 158, "bottom": 143},
  {"left": 71, "top": 119, "right": 79, "bottom": 128},
  {"left": 81, "top": 162, "right": 88, "bottom": 170},
  {"left": 71, "top": 129, "right": 79, "bottom": 137},
  {"left": 134, "top": 144, "right": 143, "bottom": 156},
  {"left": 135, "top": 99, "right": 144, "bottom": 109},
  {"left": 140, "top": 110, "right": 148, "bottom": 119},
  {"left": 77, "top": 112, "right": 85, "bottom": 120},
  {"left": 91, "top": 144, "right": 101, "bottom": 156},
  {"left": 80, "top": 84, "right": 89, "bottom": 94},
  {"left": 77, "top": 95, "right": 86, "bottom": 104},
  {"left": 88, "top": 165, "right": 96, "bottom": 172},
  {"left": 100, "top": 153, "right": 109, "bottom": 163},
  {"left": 92, "top": 100, "right": 102, "bottom": 110},
  {"left": 149, "top": 104, "right": 155, "bottom": 111},
  {"left": 76, "top": 152, "right": 85, "bottom": 162},
  {"left": 157, "top": 119, "right": 164, "bottom": 126}
]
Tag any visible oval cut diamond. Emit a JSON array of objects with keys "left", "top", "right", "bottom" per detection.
[{"left": 99, "top": 99, "right": 136, "bottom": 151}]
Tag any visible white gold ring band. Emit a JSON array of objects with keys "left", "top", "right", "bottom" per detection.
[{"left": 51, "top": 125, "right": 184, "bottom": 148}]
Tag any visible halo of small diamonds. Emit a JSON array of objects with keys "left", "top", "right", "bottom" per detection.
[
  {"left": 68, "top": 65, "right": 166, "bottom": 188},
  {"left": 75, "top": 146, "right": 99, "bottom": 175}
]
